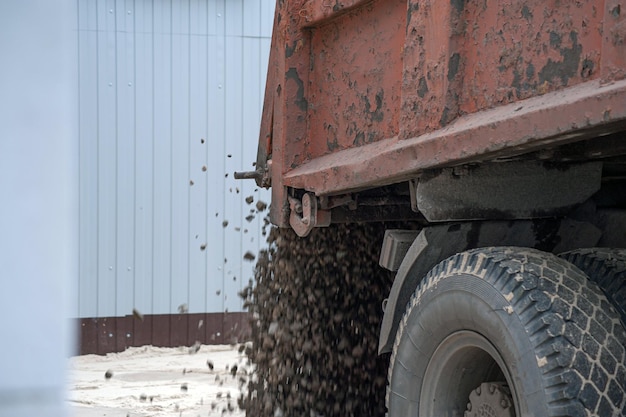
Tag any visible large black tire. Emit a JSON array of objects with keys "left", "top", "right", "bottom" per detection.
[
  {"left": 560, "top": 248, "right": 626, "bottom": 325},
  {"left": 387, "top": 247, "right": 626, "bottom": 417}
]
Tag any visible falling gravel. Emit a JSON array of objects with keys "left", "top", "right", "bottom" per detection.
[{"left": 241, "top": 223, "right": 394, "bottom": 417}]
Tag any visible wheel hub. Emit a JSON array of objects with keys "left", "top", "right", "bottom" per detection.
[{"left": 464, "top": 382, "right": 515, "bottom": 417}]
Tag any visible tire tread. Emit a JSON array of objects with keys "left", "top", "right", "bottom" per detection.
[{"left": 387, "top": 247, "right": 626, "bottom": 417}]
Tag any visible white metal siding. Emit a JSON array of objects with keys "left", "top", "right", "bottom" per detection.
[{"left": 77, "top": 0, "right": 274, "bottom": 318}]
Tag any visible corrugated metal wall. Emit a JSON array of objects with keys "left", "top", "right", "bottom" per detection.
[{"left": 76, "top": 0, "right": 274, "bottom": 319}]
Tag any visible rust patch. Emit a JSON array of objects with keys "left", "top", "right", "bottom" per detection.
[
  {"left": 447, "top": 53, "right": 461, "bottom": 81},
  {"left": 406, "top": 2, "right": 419, "bottom": 28},
  {"left": 601, "top": 0, "right": 626, "bottom": 81},
  {"left": 538, "top": 31, "right": 583, "bottom": 86},
  {"left": 611, "top": 4, "right": 621, "bottom": 17},
  {"left": 451, "top": 0, "right": 465, "bottom": 13},
  {"left": 285, "top": 39, "right": 304, "bottom": 58},
  {"left": 611, "top": 20, "right": 626, "bottom": 46},
  {"left": 581, "top": 59, "right": 594, "bottom": 78},
  {"left": 417, "top": 76, "right": 428, "bottom": 98},
  {"left": 362, "top": 89, "right": 385, "bottom": 123},
  {"left": 452, "top": 0, "right": 602, "bottom": 119},
  {"left": 400, "top": 0, "right": 468, "bottom": 136},
  {"left": 285, "top": 67, "right": 307, "bottom": 111},
  {"left": 306, "top": 0, "right": 405, "bottom": 159}
]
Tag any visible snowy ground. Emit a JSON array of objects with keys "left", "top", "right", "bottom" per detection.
[{"left": 67, "top": 344, "right": 250, "bottom": 417}]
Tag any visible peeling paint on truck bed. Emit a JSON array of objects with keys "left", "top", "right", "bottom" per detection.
[{"left": 257, "top": 0, "right": 626, "bottom": 226}]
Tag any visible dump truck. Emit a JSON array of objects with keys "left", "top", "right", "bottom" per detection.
[{"left": 236, "top": 0, "right": 626, "bottom": 415}]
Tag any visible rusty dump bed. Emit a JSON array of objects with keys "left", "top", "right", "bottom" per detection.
[{"left": 247, "top": 0, "right": 626, "bottom": 227}]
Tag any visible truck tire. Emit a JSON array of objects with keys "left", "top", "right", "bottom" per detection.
[
  {"left": 559, "top": 248, "right": 626, "bottom": 325},
  {"left": 387, "top": 247, "right": 626, "bottom": 417}
]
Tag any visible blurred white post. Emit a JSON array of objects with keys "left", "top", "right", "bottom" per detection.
[{"left": 0, "top": 1, "right": 77, "bottom": 417}]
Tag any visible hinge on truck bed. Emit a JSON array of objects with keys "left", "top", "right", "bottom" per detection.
[{"left": 288, "top": 193, "right": 331, "bottom": 237}]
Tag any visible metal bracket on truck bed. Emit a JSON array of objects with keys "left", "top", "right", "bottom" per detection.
[
  {"left": 234, "top": 159, "right": 272, "bottom": 188},
  {"left": 288, "top": 193, "right": 331, "bottom": 237}
]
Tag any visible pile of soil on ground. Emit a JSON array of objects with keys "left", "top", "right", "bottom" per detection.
[{"left": 240, "top": 223, "right": 394, "bottom": 417}]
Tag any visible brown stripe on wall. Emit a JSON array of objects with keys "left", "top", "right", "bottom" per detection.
[{"left": 76, "top": 312, "right": 251, "bottom": 355}]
